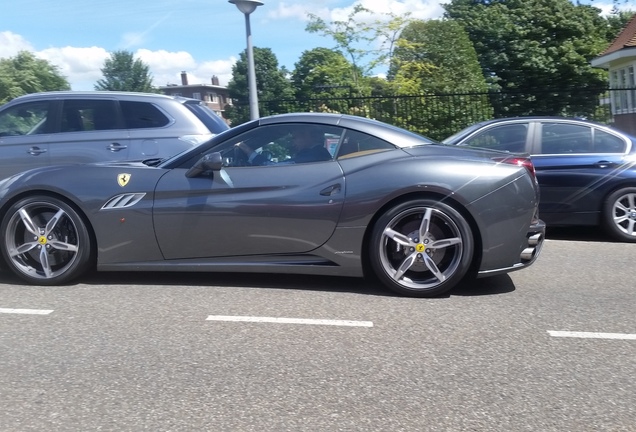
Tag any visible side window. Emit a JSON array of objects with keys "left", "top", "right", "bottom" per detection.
[
  {"left": 593, "top": 129, "right": 627, "bottom": 153},
  {"left": 0, "top": 101, "right": 51, "bottom": 136},
  {"left": 120, "top": 101, "right": 170, "bottom": 129},
  {"left": 540, "top": 123, "right": 592, "bottom": 154},
  {"left": 462, "top": 124, "right": 528, "bottom": 152},
  {"left": 209, "top": 123, "right": 343, "bottom": 167},
  {"left": 60, "top": 99, "right": 119, "bottom": 132},
  {"left": 337, "top": 130, "right": 395, "bottom": 159}
]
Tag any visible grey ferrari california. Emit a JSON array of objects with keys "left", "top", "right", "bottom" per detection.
[{"left": 0, "top": 113, "right": 545, "bottom": 297}]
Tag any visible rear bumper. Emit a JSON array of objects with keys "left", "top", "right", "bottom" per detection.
[{"left": 476, "top": 218, "right": 546, "bottom": 278}]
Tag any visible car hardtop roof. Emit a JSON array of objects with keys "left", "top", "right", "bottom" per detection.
[
  {"left": 472, "top": 116, "right": 609, "bottom": 127},
  {"left": 257, "top": 112, "right": 435, "bottom": 146}
]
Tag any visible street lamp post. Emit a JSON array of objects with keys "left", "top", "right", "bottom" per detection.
[{"left": 229, "top": 0, "right": 263, "bottom": 120}]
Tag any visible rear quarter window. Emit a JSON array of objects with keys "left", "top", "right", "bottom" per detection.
[{"left": 120, "top": 101, "right": 170, "bottom": 129}]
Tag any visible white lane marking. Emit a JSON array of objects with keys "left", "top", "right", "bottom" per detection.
[
  {"left": 0, "top": 308, "right": 54, "bottom": 315},
  {"left": 206, "top": 315, "right": 373, "bottom": 327},
  {"left": 548, "top": 330, "right": 636, "bottom": 340}
]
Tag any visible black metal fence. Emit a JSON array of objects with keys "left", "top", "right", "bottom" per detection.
[{"left": 234, "top": 87, "right": 621, "bottom": 141}]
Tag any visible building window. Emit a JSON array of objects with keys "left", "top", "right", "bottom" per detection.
[
  {"left": 610, "top": 66, "right": 636, "bottom": 114},
  {"left": 192, "top": 92, "right": 201, "bottom": 100},
  {"left": 207, "top": 93, "right": 219, "bottom": 103},
  {"left": 630, "top": 66, "right": 635, "bottom": 110}
]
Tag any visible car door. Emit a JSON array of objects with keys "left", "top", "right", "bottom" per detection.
[
  {"left": 0, "top": 100, "right": 51, "bottom": 178},
  {"left": 532, "top": 121, "right": 629, "bottom": 218},
  {"left": 152, "top": 123, "right": 346, "bottom": 259},
  {"left": 153, "top": 162, "right": 345, "bottom": 259},
  {"left": 48, "top": 98, "right": 130, "bottom": 164}
]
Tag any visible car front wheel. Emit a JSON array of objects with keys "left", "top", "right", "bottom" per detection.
[
  {"left": 1, "top": 196, "right": 93, "bottom": 285},
  {"left": 603, "top": 187, "right": 636, "bottom": 242},
  {"left": 369, "top": 199, "right": 474, "bottom": 297}
]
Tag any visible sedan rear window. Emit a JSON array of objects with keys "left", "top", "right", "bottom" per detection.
[{"left": 594, "top": 129, "right": 626, "bottom": 153}]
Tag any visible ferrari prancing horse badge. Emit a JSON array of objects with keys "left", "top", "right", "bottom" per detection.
[{"left": 117, "top": 173, "right": 131, "bottom": 187}]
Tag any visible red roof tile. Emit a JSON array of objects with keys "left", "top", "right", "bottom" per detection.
[{"left": 602, "top": 13, "right": 636, "bottom": 55}]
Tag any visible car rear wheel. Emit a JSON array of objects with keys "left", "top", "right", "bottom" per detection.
[
  {"left": 369, "top": 199, "right": 474, "bottom": 297},
  {"left": 1, "top": 196, "right": 93, "bottom": 285},
  {"left": 603, "top": 187, "right": 636, "bottom": 242}
]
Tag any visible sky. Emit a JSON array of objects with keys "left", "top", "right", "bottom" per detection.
[{"left": 2, "top": 0, "right": 635, "bottom": 91}]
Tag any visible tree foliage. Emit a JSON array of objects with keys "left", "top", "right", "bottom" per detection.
[
  {"left": 306, "top": 5, "right": 373, "bottom": 89},
  {"left": 226, "top": 47, "right": 294, "bottom": 125},
  {"left": 305, "top": 7, "right": 416, "bottom": 88},
  {"left": 386, "top": 19, "right": 493, "bottom": 137},
  {"left": 391, "top": 20, "right": 488, "bottom": 94},
  {"left": 444, "top": 0, "right": 612, "bottom": 116},
  {"left": 291, "top": 48, "right": 359, "bottom": 113},
  {"left": 0, "top": 51, "right": 70, "bottom": 104},
  {"left": 94, "top": 50, "right": 155, "bottom": 92}
]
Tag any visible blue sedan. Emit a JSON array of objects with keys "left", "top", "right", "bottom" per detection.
[{"left": 443, "top": 116, "right": 636, "bottom": 242}]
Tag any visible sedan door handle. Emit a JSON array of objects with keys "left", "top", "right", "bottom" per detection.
[
  {"left": 107, "top": 143, "right": 128, "bottom": 152},
  {"left": 27, "top": 146, "right": 47, "bottom": 156},
  {"left": 320, "top": 184, "right": 342, "bottom": 196},
  {"left": 595, "top": 160, "right": 617, "bottom": 169}
]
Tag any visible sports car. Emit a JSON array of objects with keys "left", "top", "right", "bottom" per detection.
[{"left": 0, "top": 113, "right": 545, "bottom": 297}]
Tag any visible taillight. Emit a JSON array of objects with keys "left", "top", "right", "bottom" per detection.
[{"left": 493, "top": 156, "right": 536, "bottom": 180}]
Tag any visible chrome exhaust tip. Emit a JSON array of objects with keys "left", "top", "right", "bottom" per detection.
[
  {"left": 521, "top": 247, "right": 536, "bottom": 261},
  {"left": 528, "top": 233, "right": 543, "bottom": 246}
]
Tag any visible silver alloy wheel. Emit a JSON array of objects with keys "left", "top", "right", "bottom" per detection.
[
  {"left": 378, "top": 206, "right": 464, "bottom": 291},
  {"left": 4, "top": 201, "right": 80, "bottom": 280},
  {"left": 611, "top": 191, "right": 636, "bottom": 237}
]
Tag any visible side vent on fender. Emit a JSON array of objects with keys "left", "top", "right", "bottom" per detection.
[{"left": 101, "top": 193, "right": 147, "bottom": 210}]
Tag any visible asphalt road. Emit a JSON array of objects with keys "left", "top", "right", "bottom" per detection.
[{"left": 1, "top": 230, "right": 635, "bottom": 432}]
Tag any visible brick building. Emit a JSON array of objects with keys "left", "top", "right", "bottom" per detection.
[{"left": 158, "top": 72, "right": 231, "bottom": 123}]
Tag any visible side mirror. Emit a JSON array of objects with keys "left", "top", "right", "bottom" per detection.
[{"left": 185, "top": 152, "right": 223, "bottom": 178}]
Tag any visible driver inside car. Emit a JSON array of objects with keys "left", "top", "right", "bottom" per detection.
[{"left": 236, "top": 125, "right": 332, "bottom": 165}]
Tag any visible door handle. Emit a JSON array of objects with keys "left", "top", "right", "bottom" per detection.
[
  {"left": 27, "top": 146, "right": 47, "bottom": 156},
  {"left": 320, "top": 184, "right": 342, "bottom": 196},
  {"left": 107, "top": 143, "right": 128, "bottom": 152},
  {"left": 594, "top": 160, "right": 616, "bottom": 169}
]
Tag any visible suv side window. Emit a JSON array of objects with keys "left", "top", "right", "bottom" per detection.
[
  {"left": 0, "top": 101, "right": 52, "bottom": 137},
  {"left": 120, "top": 101, "right": 170, "bottom": 129},
  {"left": 60, "top": 99, "right": 119, "bottom": 132}
]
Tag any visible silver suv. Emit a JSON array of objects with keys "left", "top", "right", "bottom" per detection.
[{"left": 0, "top": 91, "right": 229, "bottom": 178}]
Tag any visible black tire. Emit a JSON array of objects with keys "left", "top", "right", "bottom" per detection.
[
  {"left": 369, "top": 199, "right": 474, "bottom": 297},
  {"left": 603, "top": 187, "right": 636, "bottom": 242},
  {"left": 0, "top": 196, "right": 93, "bottom": 285}
]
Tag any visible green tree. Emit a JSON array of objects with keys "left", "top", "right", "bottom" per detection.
[
  {"left": 0, "top": 51, "right": 70, "bottom": 104},
  {"left": 306, "top": 6, "right": 415, "bottom": 90},
  {"left": 94, "top": 50, "right": 155, "bottom": 92},
  {"left": 384, "top": 20, "right": 492, "bottom": 138},
  {"left": 306, "top": 5, "right": 373, "bottom": 89},
  {"left": 291, "top": 48, "right": 358, "bottom": 113},
  {"left": 226, "top": 47, "right": 294, "bottom": 125},
  {"left": 444, "top": 0, "right": 610, "bottom": 117},
  {"left": 391, "top": 20, "right": 489, "bottom": 94}
]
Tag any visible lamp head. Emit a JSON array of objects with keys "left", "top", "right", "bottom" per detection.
[{"left": 229, "top": 0, "right": 263, "bottom": 15}]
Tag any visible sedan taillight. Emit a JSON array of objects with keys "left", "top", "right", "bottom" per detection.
[{"left": 494, "top": 156, "right": 536, "bottom": 180}]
